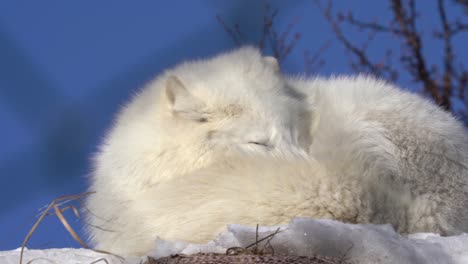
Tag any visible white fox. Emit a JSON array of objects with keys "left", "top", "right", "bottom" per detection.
[
  {"left": 85, "top": 47, "right": 468, "bottom": 256},
  {"left": 85, "top": 47, "right": 314, "bottom": 255}
]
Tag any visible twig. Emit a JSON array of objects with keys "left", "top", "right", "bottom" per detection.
[{"left": 19, "top": 192, "right": 124, "bottom": 264}]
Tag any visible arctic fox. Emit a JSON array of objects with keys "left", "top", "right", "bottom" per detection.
[
  {"left": 86, "top": 47, "right": 468, "bottom": 256},
  {"left": 85, "top": 47, "right": 315, "bottom": 255}
]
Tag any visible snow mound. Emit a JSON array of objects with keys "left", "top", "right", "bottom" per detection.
[
  {"left": 2, "top": 218, "right": 468, "bottom": 264},
  {"left": 149, "top": 217, "right": 468, "bottom": 264},
  {"left": 0, "top": 247, "right": 126, "bottom": 264}
]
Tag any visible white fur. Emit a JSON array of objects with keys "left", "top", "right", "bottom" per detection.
[
  {"left": 85, "top": 47, "right": 468, "bottom": 256},
  {"left": 290, "top": 75, "right": 468, "bottom": 235},
  {"left": 85, "top": 47, "right": 313, "bottom": 255}
]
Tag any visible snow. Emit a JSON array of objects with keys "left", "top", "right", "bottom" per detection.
[
  {"left": 2, "top": 217, "right": 468, "bottom": 264},
  {"left": 0, "top": 247, "right": 125, "bottom": 264},
  {"left": 149, "top": 218, "right": 468, "bottom": 264}
]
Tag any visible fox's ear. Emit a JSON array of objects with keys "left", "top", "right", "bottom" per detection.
[
  {"left": 263, "top": 56, "right": 280, "bottom": 74},
  {"left": 165, "top": 75, "right": 192, "bottom": 108},
  {"left": 165, "top": 76, "right": 205, "bottom": 120}
]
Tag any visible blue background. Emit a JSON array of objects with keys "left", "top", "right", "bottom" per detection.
[{"left": 1, "top": 1, "right": 466, "bottom": 250}]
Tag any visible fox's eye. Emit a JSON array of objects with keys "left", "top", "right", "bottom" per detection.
[
  {"left": 196, "top": 117, "right": 209, "bottom": 123},
  {"left": 248, "top": 141, "right": 270, "bottom": 148}
]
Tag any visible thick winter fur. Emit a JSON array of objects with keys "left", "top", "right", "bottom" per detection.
[
  {"left": 130, "top": 156, "right": 362, "bottom": 244},
  {"left": 85, "top": 47, "right": 314, "bottom": 255},
  {"left": 290, "top": 76, "right": 468, "bottom": 236},
  {"left": 86, "top": 47, "right": 468, "bottom": 256}
]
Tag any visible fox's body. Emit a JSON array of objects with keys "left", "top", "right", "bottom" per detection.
[
  {"left": 292, "top": 76, "right": 468, "bottom": 235},
  {"left": 86, "top": 47, "right": 468, "bottom": 256}
]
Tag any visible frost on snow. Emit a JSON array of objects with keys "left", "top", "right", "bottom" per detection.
[{"left": 2, "top": 218, "right": 468, "bottom": 264}]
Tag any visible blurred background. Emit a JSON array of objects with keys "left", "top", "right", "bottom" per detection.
[{"left": 1, "top": 0, "right": 466, "bottom": 250}]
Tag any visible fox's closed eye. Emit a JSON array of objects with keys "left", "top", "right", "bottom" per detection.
[
  {"left": 248, "top": 141, "right": 270, "bottom": 148},
  {"left": 196, "top": 117, "right": 209, "bottom": 123}
]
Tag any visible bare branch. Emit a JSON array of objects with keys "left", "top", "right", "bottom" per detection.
[
  {"left": 217, "top": 1, "right": 302, "bottom": 62},
  {"left": 437, "top": 0, "right": 455, "bottom": 109},
  {"left": 216, "top": 15, "right": 241, "bottom": 45},
  {"left": 452, "top": 19, "right": 468, "bottom": 34},
  {"left": 454, "top": 0, "right": 468, "bottom": 13},
  {"left": 304, "top": 40, "right": 331, "bottom": 75},
  {"left": 320, "top": 1, "right": 382, "bottom": 75},
  {"left": 344, "top": 14, "right": 403, "bottom": 35},
  {"left": 315, "top": 0, "right": 398, "bottom": 80},
  {"left": 391, "top": 0, "right": 445, "bottom": 108}
]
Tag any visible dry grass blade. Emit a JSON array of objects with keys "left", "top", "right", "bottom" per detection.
[
  {"left": 53, "top": 203, "right": 90, "bottom": 248},
  {"left": 260, "top": 227, "right": 281, "bottom": 254},
  {"left": 225, "top": 226, "right": 286, "bottom": 256},
  {"left": 89, "top": 258, "right": 111, "bottom": 264},
  {"left": 59, "top": 205, "right": 81, "bottom": 218},
  {"left": 244, "top": 227, "right": 284, "bottom": 251},
  {"left": 19, "top": 192, "right": 125, "bottom": 264}
]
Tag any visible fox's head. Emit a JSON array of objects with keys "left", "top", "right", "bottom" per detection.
[
  {"left": 158, "top": 47, "right": 316, "bottom": 161},
  {"left": 100, "top": 47, "right": 317, "bottom": 182}
]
